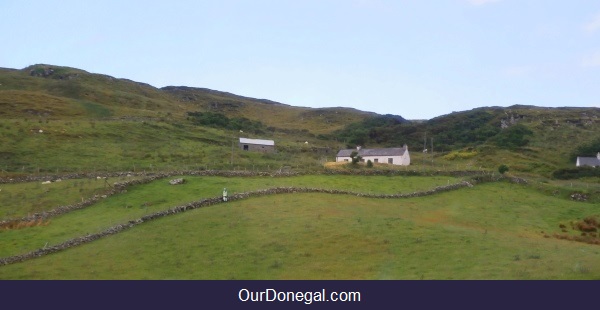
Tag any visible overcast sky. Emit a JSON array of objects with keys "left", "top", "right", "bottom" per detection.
[{"left": 2, "top": 0, "right": 599, "bottom": 119}]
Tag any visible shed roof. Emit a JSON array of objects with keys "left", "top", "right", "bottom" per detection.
[
  {"left": 336, "top": 146, "right": 407, "bottom": 157},
  {"left": 239, "top": 137, "right": 275, "bottom": 146},
  {"left": 577, "top": 157, "right": 600, "bottom": 167}
]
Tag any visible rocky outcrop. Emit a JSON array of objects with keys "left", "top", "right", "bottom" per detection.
[{"left": 570, "top": 192, "right": 589, "bottom": 202}]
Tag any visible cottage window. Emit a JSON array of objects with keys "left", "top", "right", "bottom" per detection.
[
  {"left": 388, "top": 158, "right": 393, "bottom": 164},
  {"left": 243, "top": 145, "right": 249, "bottom": 151},
  {"left": 344, "top": 159, "right": 349, "bottom": 162},
  {"left": 374, "top": 159, "right": 378, "bottom": 163}
]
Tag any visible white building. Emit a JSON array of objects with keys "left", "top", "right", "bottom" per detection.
[
  {"left": 335, "top": 144, "right": 410, "bottom": 166},
  {"left": 239, "top": 137, "right": 275, "bottom": 152},
  {"left": 576, "top": 152, "right": 600, "bottom": 167}
]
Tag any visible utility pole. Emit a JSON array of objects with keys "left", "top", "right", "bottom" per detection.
[
  {"left": 231, "top": 137, "right": 234, "bottom": 168},
  {"left": 431, "top": 137, "right": 434, "bottom": 167},
  {"left": 423, "top": 132, "right": 427, "bottom": 171}
]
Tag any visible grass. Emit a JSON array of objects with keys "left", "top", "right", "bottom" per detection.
[
  {"left": 0, "top": 118, "right": 343, "bottom": 173},
  {"left": 0, "top": 175, "right": 460, "bottom": 257},
  {"left": 2, "top": 65, "right": 600, "bottom": 179},
  {"left": 0, "top": 176, "right": 598, "bottom": 279},
  {"left": 0, "top": 176, "right": 133, "bottom": 219},
  {"left": 0, "top": 65, "right": 372, "bottom": 134},
  {"left": 0, "top": 175, "right": 459, "bottom": 220},
  {"left": 1, "top": 64, "right": 600, "bottom": 279},
  {"left": 1, "top": 64, "right": 365, "bottom": 174}
]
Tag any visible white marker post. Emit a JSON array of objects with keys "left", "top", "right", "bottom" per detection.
[{"left": 223, "top": 188, "right": 228, "bottom": 202}]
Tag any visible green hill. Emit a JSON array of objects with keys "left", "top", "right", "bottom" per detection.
[
  {"left": 0, "top": 64, "right": 375, "bottom": 131},
  {"left": 334, "top": 105, "right": 600, "bottom": 177},
  {"left": 1, "top": 64, "right": 599, "bottom": 177},
  {"left": 0, "top": 64, "right": 377, "bottom": 173}
]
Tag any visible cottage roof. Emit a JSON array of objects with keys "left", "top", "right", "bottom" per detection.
[
  {"left": 577, "top": 156, "right": 600, "bottom": 167},
  {"left": 336, "top": 146, "right": 407, "bottom": 157},
  {"left": 239, "top": 137, "right": 275, "bottom": 146}
]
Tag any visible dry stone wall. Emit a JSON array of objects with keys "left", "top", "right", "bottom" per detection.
[
  {"left": 0, "top": 170, "right": 513, "bottom": 227},
  {"left": 0, "top": 170, "right": 299, "bottom": 184},
  {"left": 0, "top": 181, "right": 475, "bottom": 266},
  {"left": 0, "top": 168, "right": 495, "bottom": 185},
  {"left": 0, "top": 171, "right": 296, "bottom": 226}
]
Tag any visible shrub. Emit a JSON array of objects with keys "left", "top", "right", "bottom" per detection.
[
  {"left": 367, "top": 160, "right": 373, "bottom": 168},
  {"left": 498, "top": 164, "right": 509, "bottom": 175},
  {"left": 570, "top": 137, "right": 600, "bottom": 162},
  {"left": 583, "top": 216, "right": 599, "bottom": 227},
  {"left": 442, "top": 149, "right": 478, "bottom": 160},
  {"left": 350, "top": 151, "right": 362, "bottom": 165},
  {"left": 491, "top": 124, "right": 532, "bottom": 149},
  {"left": 552, "top": 167, "right": 600, "bottom": 180}
]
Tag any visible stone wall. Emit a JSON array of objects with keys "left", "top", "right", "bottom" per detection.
[
  {"left": 0, "top": 168, "right": 497, "bottom": 185},
  {"left": 0, "top": 181, "right": 475, "bottom": 266},
  {"left": 0, "top": 170, "right": 299, "bottom": 184},
  {"left": 0, "top": 170, "right": 511, "bottom": 227}
]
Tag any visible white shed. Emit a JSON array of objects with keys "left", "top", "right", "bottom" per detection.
[{"left": 576, "top": 152, "right": 600, "bottom": 167}]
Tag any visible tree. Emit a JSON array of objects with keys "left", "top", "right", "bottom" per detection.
[
  {"left": 498, "top": 164, "right": 509, "bottom": 175},
  {"left": 570, "top": 137, "right": 600, "bottom": 161},
  {"left": 350, "top": 151, "right": 362, "bottom": 165}
]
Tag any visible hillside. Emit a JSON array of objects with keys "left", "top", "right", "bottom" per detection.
[
  {"left": 334, "top": 105, "right": 600, "bottom": 176},
  {"left": 0, "top": 64, "right": 375, "bottom": 132},
  {"left": 1, "top": 65, "right": 599, "bottom": 281},
  {"left": 0, "top": 64, "right": 377, "bottom": 173},
  {"left": 1, "top": 64, "right": 599, "bottom": 177}
]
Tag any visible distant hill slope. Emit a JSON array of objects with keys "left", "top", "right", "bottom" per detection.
[
  {"left": 0, "top": 64, "right": 381, "bottom": 173},
  {"left": 334, "top": 105, "right": 600, "bottom": 174},
  {"left": 1, "top": 63, "right": 599, "bottom": 176},
  {"left": 0, "top": 64, "right": 376, "bottom": 134}
]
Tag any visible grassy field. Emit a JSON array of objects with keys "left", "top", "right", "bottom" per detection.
[
  {"left": 0, "top": 117, "right": 344, "bottom": 173},
  {"left": 0, "top": 175, "right": 598, "bottom": 279},
  {"left": 0, "top": 175, "right": 460, "bottom": 257},
  {"left": 0, "top": 176, "right": 129, "bottom": 219}
]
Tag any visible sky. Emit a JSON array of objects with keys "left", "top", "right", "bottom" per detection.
[{"left": 1, "top": 0, "right": 599, "bottom": 120}]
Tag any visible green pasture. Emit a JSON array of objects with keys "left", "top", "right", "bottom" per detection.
[
  {"left": 0, "top": 176, "right": 142, "bottom": 219},
  {"left": 0, "top": 175, "right": 459, "bottom": 257},
  {"left": 0, "top": 175, "right": 598, "bottom": 279}
]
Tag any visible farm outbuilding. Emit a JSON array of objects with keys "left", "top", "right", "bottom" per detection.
[
  {"left": 576, "top": 152, "right": 600, "bottom": 167},
  {"left": 336, "top": 144, "right": 410, "bottom": 166},
  {"left": 239, "top": 137, "right": 275, "bottom": 153}
]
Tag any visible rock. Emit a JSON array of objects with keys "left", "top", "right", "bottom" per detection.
[
  {"left": 570, "top": 193, "right": 588, "bottom": 202},
  {"left": 169, "top": 178, "right": 186, "bottom": 185}
]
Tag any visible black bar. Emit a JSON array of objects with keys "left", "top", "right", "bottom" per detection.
[{"left": 0, "top": 280, "right": 597, "bottom": 309}]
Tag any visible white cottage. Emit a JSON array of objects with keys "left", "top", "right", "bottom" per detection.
[
  {"left": 576, "top": 152, "right": 600, "bottom": 167},
  {"left": 336, "top": 144, "right": 410, "bottom": 166}
]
